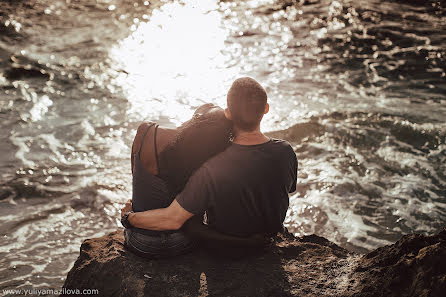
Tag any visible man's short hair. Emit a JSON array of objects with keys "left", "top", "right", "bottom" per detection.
[{"left": 227, "top": 77, "right": 267, "bottom": 131}]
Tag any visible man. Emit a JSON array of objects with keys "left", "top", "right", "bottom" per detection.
[{"left": 121, "top": 77, "right": 297, "bottom": 239}]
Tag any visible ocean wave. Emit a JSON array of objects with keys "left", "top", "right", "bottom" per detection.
[{"left": 278, "top": 111, "right": 446, "bottom": 252}]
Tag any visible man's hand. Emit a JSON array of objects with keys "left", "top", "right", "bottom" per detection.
[
  {"left": 121, "top": 199, "right": 132, "bottom": 218},
  {"left": 128, "top": 199, "right": 194, "bottom": 231}
]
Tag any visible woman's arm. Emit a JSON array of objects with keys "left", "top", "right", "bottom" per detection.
[
  {"left": 131, "top": 122, "right": 152, "bottom": 175},
  {"left": 182, "top": 215, "right": 268, "bottom": 248}
]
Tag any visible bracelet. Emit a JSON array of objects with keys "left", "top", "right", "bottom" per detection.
[{"left": 121, "top": 211, "right": 134, "bottom": 229}]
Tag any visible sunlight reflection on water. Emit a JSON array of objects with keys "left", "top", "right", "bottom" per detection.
[{"left": 109, "top": 0, "right": 236, "bottom": 126}]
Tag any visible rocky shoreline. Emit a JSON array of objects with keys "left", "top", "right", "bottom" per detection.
[{"left": 62, "top": 228, "right": 445, "bottom": 297}]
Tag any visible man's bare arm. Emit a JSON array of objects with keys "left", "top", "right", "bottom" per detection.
[{"left": 127, "top": 199, "right": 194, "bottom": 231}]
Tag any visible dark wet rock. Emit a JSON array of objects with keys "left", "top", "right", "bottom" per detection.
[
  {"left": 350, "top": 229, "right": 446, "bottom": 297},
  {"left": 0, "top": 187, "right": 13, "bottom": 201},
  {"left": 1, "top": 55, "right": 52, "bottom": 81},
  {"left": 4, "top": 66, "right": 50, "bottom": 80},
  {"left": 266, "top": 120, "right": 324, "bottom": 144},
  {"left": 62, "top": 228, "right": 445, "bottom": 297},
  {"left": 0, "top": 22, "right": 23, "bottom": 41}
]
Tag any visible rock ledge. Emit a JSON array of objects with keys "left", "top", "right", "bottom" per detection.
[{"left": 62, "top": 229, "right": 445, "bottom": 297}]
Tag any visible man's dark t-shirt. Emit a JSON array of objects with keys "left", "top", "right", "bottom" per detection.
[{"left": 176, "top": 139, "right": 298, "bottom": 237}]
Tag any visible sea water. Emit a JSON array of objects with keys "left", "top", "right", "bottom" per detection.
[{"left": 0, "top": 0, "right": 445, "bottom": 292}]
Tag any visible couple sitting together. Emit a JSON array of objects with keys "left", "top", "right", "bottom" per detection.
[{"left": 120, "top": 77, "right": 298, "bottom": 258}]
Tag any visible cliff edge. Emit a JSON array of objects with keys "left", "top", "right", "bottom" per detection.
[{"left": 62, "top": 229, "right": 445, "bottom": 297}]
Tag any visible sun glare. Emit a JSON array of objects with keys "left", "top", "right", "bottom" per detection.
[{"left": 109, "top": 0, "right": 235, "bottom": 126}]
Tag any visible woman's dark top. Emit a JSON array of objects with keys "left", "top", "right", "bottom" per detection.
[{"left": 131, "top": 123, "right": 175, "bottom": 236}]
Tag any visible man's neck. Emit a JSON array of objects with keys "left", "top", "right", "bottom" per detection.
[{"left": 232, "top": 127, "right": 270, "bottom": 145}]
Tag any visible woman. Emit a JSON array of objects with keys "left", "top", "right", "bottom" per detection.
[{"left": 123, "top": 103, "right": 264, "bottom": 258}]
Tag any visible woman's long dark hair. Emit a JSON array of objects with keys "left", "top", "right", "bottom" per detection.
[{"left": 158, "top": 103, "right": 232, "bottom": 194}]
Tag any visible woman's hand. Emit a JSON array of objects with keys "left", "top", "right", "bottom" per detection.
[{"left": 121, "top": 199, "right": 132, "bottom": 218}]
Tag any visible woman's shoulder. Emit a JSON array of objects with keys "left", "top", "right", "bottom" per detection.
[
  {"left": 132, "top": 122, "right": 156, "bottom": 154},
  {"left": 136, "top": 121, "right": 156, "bottom": 134},
  {"left": 134, "top": 122, "right": 176, "bottom": 156}
]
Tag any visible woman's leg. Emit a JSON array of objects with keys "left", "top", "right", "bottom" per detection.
[
  {"left": 124, "top": 229, "right": 165, "bottom": 258},
  {"left": 124, "top": 229, "right": 194, "bottom": 258}
]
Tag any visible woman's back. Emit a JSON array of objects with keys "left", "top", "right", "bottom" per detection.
[
  {"left": 131, "top": 105, "right": 232, "bottom": 215},
  {"left": 131, "top": 122, "right": 177, "bottom": 235},
  {"left": 132, "top": 122, "right": 176, "bottom": 176}
]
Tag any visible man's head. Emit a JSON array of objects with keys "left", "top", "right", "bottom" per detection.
[{"left": 226, "top": 77, "right": 269, "bottom": 132}]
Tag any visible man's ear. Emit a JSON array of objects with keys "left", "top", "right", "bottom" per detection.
[
  {"left": 224, "top": 108, "right": 232, "bottom": 120},
  {"left": 264, "top": 103, "right": 270, "bottom": 114}
]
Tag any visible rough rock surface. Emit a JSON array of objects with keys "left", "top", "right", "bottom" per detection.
[{"left": 62, "top": 228, "right": 445, "bottom": 297}]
